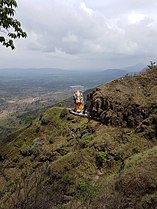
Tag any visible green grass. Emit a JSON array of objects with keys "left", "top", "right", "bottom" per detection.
[{"left": 1, "top": 104, "right": 157, "bottom": 209}]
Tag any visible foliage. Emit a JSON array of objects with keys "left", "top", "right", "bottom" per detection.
[
  {"left": 0, "top": 0, "right": 27, "bottom": 49},
  {"left": 141, "top": 193, "right": 157, "bottom": 209},
  {"left": 20, "top": 143, "right": 32, "bottom": 156},
  {"left": 147, "top": 61, "right": 156, "bottom": 70},
  {"left": 81, "top": 133, "right": 93, "bottom": 147},
  {"left": 0, "top": 162, "right": 68, "bottom": 209},
  {"left": 2, "top": 70, "right": 157, "bottom": 209},
  {"left": 96, "top": 151, "right": 109, "bottom": 169},
  {"left": 25, "top": 115, "right": 33, "bottom": 124},
  {"left": 75, "top": 180, "right": 99, "bottom": 208},
  {"left": 60, "top": 108, "right": 68, "bottom": 119}
]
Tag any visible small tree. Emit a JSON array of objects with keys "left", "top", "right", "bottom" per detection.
[
  {"left": 147, "top": 61, "right": 156, "bottom": 69},
  {"left": 0, "top": 0, "right": 27, "bottom": 49}
]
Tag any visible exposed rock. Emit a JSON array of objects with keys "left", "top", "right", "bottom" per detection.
[
  {"left": 1, "top": 68, "right": 157, "bottom": 209},
  {"left": 87, "top": 68, "right": 157, "bottom": 139}
]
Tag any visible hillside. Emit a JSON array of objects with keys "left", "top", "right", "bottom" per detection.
[
  {"left": 88, "top": 68, "right": 157, "bottom": 138},
  {"left": 0, "top": 67, "right": 135, "bottom": 139},
  {"left": 1, "top": 68, "right": 157, "bottom": 209}
]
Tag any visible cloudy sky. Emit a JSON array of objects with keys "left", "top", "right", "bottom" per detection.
[{"left": 1, "top": 0, "right": 157, "bottom": 70}]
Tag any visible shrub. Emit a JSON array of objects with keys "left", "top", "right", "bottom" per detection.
[
  {"left": 75, "top": 180, "right": 99, "bottom": 208},
  {"left": 81, "top": 133, "right": 93, "bottom": 147},
  {"left": 96, "top": 151, "right": 109, "bottom": 169},
  {"left": 60, "top": 108, "right": 68, "bottom": 119}
]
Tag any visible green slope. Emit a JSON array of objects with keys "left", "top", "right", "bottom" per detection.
[{"left": 1, "top": 68, "right": 157, "bottom": 209}]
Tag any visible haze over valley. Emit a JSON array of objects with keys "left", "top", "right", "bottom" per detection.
[{"left": 0, "top": 66, "right": 143, "bottom": 138}]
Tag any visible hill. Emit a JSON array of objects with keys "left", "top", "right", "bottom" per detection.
[
  {"left": 87, "top": 68, "right": 157, "bottom": 137},
  {"left": 0, "top": 66, "right": 141, "bottom": 139},
  {"left": 0, "top": 68, "right": 157, "bottom": 209}
]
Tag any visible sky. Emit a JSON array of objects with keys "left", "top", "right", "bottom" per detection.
[{"left": 0, "top": 0, "right": 157, "bottom": 70}]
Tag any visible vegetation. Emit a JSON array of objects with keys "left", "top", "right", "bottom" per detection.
[
  {"left": 74, "top": 180, "right": 99, "bottom": 208},
  {"left": 0, "top": 68, "right": 132, "bottom": 139},
  {"left": 0, "top": 0, "right": 27, "bottom": 49},
  {"left": 147, "top": 61, "right": 156, "bottom": 69},
  {"left": 96, "top": 151, "right": 109, "bottom": 169},
  {"left": 1, "top": 68, "right": 157, "bottom": 208}
]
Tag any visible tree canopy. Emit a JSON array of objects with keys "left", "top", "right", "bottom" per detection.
[{"left": 0, "top": 0, "right": 27, "bottom": 49}]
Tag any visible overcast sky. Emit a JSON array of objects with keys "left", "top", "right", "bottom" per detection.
[{"left": 1, "top": 0, "right": 157, "bottom": 70}]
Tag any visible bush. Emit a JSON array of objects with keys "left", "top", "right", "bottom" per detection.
[
  {"left": 96, "top": 151, "right": 109, "bottom": 169},
  {"left": 75, "top": 180, "right": 99, "bottom": 208},
  {"left": 60, "top": 108, "right": 68, "bottom": 119},
  {"left": 20, "top": 144, "right": 32, "bottom": 156},
  {"left": 81, "top": 133, "right": 93, "bottom": 147}
]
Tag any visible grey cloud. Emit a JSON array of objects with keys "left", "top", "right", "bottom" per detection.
[
  {"left": 1, "top": 0, "right": 157, "bottom": 69},
  {"left": 17, "top": 1, "right": 128, "bottom": 55}
]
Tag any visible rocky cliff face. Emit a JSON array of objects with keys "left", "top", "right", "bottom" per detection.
[
  {"left": 87, "top": 68, "right": 157, "bottom": 139},
  {"left": 1, "top": 68, "right": 157, "bottom": 209}
]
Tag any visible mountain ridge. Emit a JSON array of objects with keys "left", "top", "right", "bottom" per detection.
[
  {"left": 1, "top": 68, "right": 157, "bottom": 209},
  {"left": 87, "top": 68, "right": 157, "bottom": 136}
]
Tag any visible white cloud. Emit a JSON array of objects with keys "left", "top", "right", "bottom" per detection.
[
  {"left": 128, "top": 12, "right": 148, "bottom": 24},
  {"left": 80, "top": 2, "right": 93, "bottom": 15},
  {"left": 1, "top": 0, "right": 157, "bottom": 69}
]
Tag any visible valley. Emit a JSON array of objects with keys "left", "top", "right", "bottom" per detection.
[
  {"left": 0, "top": 67, "right": 157, "bottom": 209},
  {"left": 0, "top": 67, "right": 137, "bottom": 138}
]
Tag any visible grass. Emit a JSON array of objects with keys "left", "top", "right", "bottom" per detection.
[
  {"left": 124, "top": 145, "right": 157, "bottom": 170},
  {"left": 1, "top": 102, "right": 157, "bottom": 209}
]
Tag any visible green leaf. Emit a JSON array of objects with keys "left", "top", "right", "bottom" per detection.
[{"left": 0, "top": 0, "right": 27, "bottom": 49}]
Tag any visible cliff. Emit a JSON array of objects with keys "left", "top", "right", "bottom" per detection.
[
  {"left": 87, "top": 68, "right": 157, "bottom": 139},
  {"left": 0, "top": 68, "right": 157, "bottom": 209}
]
